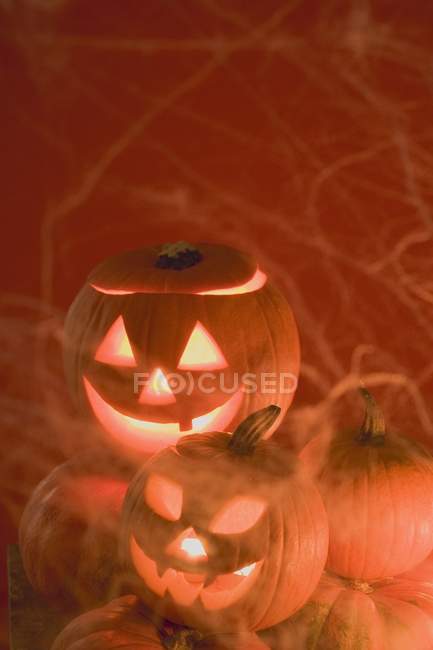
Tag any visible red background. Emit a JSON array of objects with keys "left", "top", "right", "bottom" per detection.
[{"left": 2, "top": 1, "right": 433, "bottom": 646}]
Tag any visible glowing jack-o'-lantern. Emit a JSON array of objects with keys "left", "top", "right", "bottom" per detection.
[
  {"left": 64, "top": 242, "right": 300, "bottom": 460},
  {"left": 121, "top": 406, "right": 329, "bottom": 633}
]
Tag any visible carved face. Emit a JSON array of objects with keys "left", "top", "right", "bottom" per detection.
[
  {"left": 121, "top": 425, "right": 329, "bottom": 633},
  {"left": 64, "top": 243, "right": 300, "bottom": 460},
  {"left": 131, "top": 471, "right": 268, "bottom": 612}
]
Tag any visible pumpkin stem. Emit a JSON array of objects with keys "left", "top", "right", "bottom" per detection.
[
  {"left": 347, "top": 579, "right": 374, "bottom": 594},
  {"left": 155, "top": 241, "right": 203, "bottom": 270},
  {"left": 159, "top": 620, "right": 204, "bottom": 649},
  {"left": 228, "top": 405, "right": 281, "bottom": 455},
  {"left": 355, "top": 386, "right": 386, "bottom": 446}
]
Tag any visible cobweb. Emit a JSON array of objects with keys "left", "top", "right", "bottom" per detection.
[{"left": 2, "top": 0, "right": 433, "bottom": 642}]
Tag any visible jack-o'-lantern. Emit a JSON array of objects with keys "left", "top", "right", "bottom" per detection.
[
  {"left": 64, "top": 242, "right": 300, "bottom": 461},
  {"left": 121, "top": 406, "right": 329, "bottom": 633}
]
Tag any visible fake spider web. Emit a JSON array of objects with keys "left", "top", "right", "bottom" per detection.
[{"left": 1, "top": 0, "right": 433, "bottom": 644}]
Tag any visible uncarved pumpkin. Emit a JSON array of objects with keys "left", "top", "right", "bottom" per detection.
[
  {"left": 52, "top": 595, "right": 268, "bottom": 650},
  {"left": 19, "top": 451, "right": 130, "bottom": 608},
  {"left": 121, "top": 406, "right": 329, "bottom": 634},
  {"left": 300, "top": 388, "right": 433, "bottom": 581},
  {"left": 64, "top": 242, "right": 300, "bottom": 461},
  {"left": 51, "top": 596, "right": 162, "bottom": 650},
  {"left": 260, "top": 573, "right": 433, "bottom": 650},
  {"left": 401, "top": 552, "right": 433, "bottom": 583}
]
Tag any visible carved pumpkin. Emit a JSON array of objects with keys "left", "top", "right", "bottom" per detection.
[
  {"left": 19, "top": 452, "right": 130, "bottom": 608},
  {"left": 52, "top": 595, "right": 268, "bottom": 650},
  {"left": 300, "top": 388, "right": 433, "bottom": 580},
  {"left": 121, "top": 406, "right": 329, "bottom": 633},
  {"left": 64, "top": 242, "right": 300, "bottom": 461},
  {"left": 260, "top": 573, "right": 433, "bottom": 650}
]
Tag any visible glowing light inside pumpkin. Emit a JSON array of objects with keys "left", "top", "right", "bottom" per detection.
[
  {"left": 131, "top": 536, "right": 264, "bottom": 610},
  {"left": 83, "top": 378, "right": 243, "bottom": 453},
  {"left": 198, "top": 268, "right": 267, "bottom": 295},
  {"left": 209, "top": 497, "right": 266, "bottom": 534},
  {"left": 139, "top": 368, "right": 176, "bottom": 405},
  {"left": 90, "top": 267, "right": 267, "bottom": 296},
  {"left": 166, "top": 528, "right": 208, "bottom": 561},
  {"left": 178, "top": 321, "right": 227, "bottom": 370},
  {"left": 145, "top": 473, "right": 183, "bottom": 521},
  {"left": 95, "top": 316, "right": 136, "bottom": 367},
  {"left": 181, "top": 536, "right": 207, "bottom": 558},
  {"left": 234, "top": 562, "right": 256, "bottom": 577}
]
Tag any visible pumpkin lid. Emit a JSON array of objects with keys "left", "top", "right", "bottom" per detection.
[{"left": 88, "top": 242, "right": 265, "bottom": 295}]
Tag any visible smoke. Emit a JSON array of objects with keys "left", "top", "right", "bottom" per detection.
[{"left": 2, "top": 0, "right": 433, "bottom": 645}]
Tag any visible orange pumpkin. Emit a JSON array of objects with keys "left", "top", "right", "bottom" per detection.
[
  {"left": 401, "top": 552, "right": 433, "bottom": 583},
  {"left": 52, "top": 596, "right": 161, "bottom": 649},
  {"left": 260, "top": 573, "right": 433, "bottom": 650},
  {"left": 121, "top": 406, "right": 329, "bottom": 633},
  {"left": 19, "top": 452, "right": 130, "bottom": 608},
  {"left": 64, "top": 242, "right": 300, "bottom": 461},
  {"left": 300, "top": 388, "right": 433, "bottom": 580},
  {"left": 52, "top": 595, "right": 268, "bottom": 650}
]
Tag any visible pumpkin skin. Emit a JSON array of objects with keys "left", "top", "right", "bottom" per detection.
[
  {"left": 19, "top": 452, "right": 130, "bottom": 608},
  {"left": 260, "top": 573, "right": 433, "bottom": 650},
  {"left": 52, "top": 595, "right": 268, "bottom": 650},
  {"left": 64, "top": 242, "right": 300, "bottom": 462},
  {"left": 401, "top": 552, "right": 433, "bottom": 583},
  {"left": 51, "top": 596, "right": 163, "bottom": 650},
  {"left": 300, "top": 388, "right": 433, "bottom": 581},
  {"left": 121, "top": 406, "right": 329, "bottom": 633}
]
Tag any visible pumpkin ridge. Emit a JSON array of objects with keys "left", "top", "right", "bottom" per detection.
[{"left": 254, "top": 503, "right": 282, "bottom": 631}]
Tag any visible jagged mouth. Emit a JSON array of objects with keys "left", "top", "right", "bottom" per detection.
[
  {"left": 130, "top": 536, "right": 263, "bottom": 610},
  {"left": 83, "top": 377, "right": 243, "bottom": 453}
]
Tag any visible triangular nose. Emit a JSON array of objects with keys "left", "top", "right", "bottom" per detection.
[
  {"left": 180, "top": 528, "right": 207, "bottom": 559},
  {"left": 166, "top": 527, "right": 208, "bottom": 560},
  {"left": 139, "top": 368, "right": 176, "bottom": 405}
]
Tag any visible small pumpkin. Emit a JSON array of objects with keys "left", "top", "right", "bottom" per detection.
[
  {"left": 19, "top": 452, "right": 130, "bottom": 608},
  {"left": 300, "top": 387, "right": 433, "bottom": 580},
  {"left": 260, "top": 573, "right": 433, "bottom": 650},
  {"left": 51, "top": 595, "right": 268, "bottom": 650},
  {"left": 121, "top": 405, "right": 329, "bottom": 633},
  {"left": 64, "top": 242, "right": 300, "bottom": 461}
]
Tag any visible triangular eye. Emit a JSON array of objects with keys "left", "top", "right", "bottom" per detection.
[
  {"left": 95, "top": 316, "right": 136, "bottom": 367},
  {"left": 177, "top": 321, "right": 228, "bottom": 370},
  {"left": 209, "top": 497, "right": 266, "bottom": 534},
  {"left": 145, "top": 473, "right": 183, "bottom": 521}
]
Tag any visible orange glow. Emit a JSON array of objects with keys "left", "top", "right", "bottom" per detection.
[
  {"left": 197, "top": 268, "right": 267, "bottom": 295},
  {"left": 91, "top": 285, "right": 134, "bottom": 295},
  {"left": 130, "top": 536, "right": 263, "bottom": 610},
  {"left": 234, "top": 562, "right": 257, "bottom": 577},
  {"left": 209, "top": 497, "right": 266, "bottom": 535},
  {"left": 178, "top": 321, "right": 227, "bottom": 370},
  {"left": 83, "top": 377, "right": 243, "bottom": 453},
  {"left": 166, "top": 528, "right": 208, "bottom": 561},
  {"left": 139, "top": 368, "right": 176, "bottom": 405},
  {"left": 90, "top": 268, "right": 266, "bottom": 296},
  {"left": 95, "top": 316, "right": 136, "bottom": 366},
  {"left": 145, "top": 473, "right": 183, "bottom": 521},
  {"left": 181, "top": 537, "right": 207, "bottom": 559}
]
